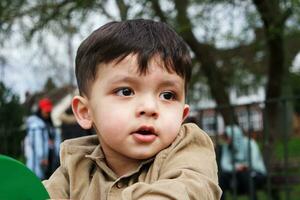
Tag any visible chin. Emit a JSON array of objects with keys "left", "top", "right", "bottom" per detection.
[{"left": 132, "top": 151, "right": 158, "bottom": 160}]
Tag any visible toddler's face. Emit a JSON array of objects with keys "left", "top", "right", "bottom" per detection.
[{"left": 81, "top": 54, "right": 189, "bottom": 160}]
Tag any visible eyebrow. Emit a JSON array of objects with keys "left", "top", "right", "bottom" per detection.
[
  {"left": 110, "top": 76, "right": 140, "bottom": 85},
  {"left": 158, "top": 80, "right": 182, "bottom": 90}
]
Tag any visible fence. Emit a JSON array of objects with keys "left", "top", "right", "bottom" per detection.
[
  {"left": 1, "top": 97, "right": 300, "bottom": 200},
  {"left": 195, "top": 97, "right": 300, "bottom": 200}
]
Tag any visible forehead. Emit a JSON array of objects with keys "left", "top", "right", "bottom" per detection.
[{"left": 96, "top": 54, "right": 184, "bottom": 81}]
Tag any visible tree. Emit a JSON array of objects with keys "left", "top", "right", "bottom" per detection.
[
  {"left": 43, "top": 77, "right": 57, "bottom": 92},
  {"left": 0, "top": 82, "right": 25, "bottom": 158},
  {"left": 247, "top": 2, "right": 300, "bottom": 180},
  {"left": 290, "top": 72, "right": 300, "bottom": 114}
]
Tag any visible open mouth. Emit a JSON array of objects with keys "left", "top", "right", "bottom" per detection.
[
  {"left": 132, "top": 126, "right": 157, "bottom": 143},
  {"left": 136, "top": 126, "right": 156, "bottom": 135}
]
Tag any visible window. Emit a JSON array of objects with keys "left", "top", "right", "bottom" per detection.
[
  {"left": 202, "top": 116, "right": 217, "bottom": 135},
  {"left": 237, "top": 108, "right": 262, "bottom": 132}
]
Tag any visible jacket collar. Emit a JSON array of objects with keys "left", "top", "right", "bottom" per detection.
[{"left": 85, "top": 144, "right": 154, "bottom": 180}]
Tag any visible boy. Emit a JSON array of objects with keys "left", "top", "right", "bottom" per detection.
[{"left": 43, "top": 19, "right": 222, "bottom": 199}]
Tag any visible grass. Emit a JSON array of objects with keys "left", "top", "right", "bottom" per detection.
[
  {"left": 274, "top": 137, "right": 300, "bottom": 160},
  {"left": 274, "top": 136, "right": 300, "bottom": 200}
]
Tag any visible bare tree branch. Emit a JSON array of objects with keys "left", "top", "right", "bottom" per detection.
[
  {"left": 173, "top": 0, "right": 237, "bottom": 124},
  {"left": 116, "top": 0, "right": 129, "bottom": 20},
  {"left": 97, "top": 2, "right": 116, "bottom": 20},
  {"left": 151, "top": 0, "right": 168, "bottom": 23}
]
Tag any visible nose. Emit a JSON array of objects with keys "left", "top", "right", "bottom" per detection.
[{"left": 136, "top": 95, "right": 159, "bottom": 118}]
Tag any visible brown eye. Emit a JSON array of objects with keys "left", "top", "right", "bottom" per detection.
[
  {"left": 116, "top": 88, "right": 134, "bottom": 96},
  {"left": 159, "top": 91, "right": 175, "bottom": 100}
]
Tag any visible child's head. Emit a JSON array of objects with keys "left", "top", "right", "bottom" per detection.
[
  {"left": 75, "top": 19, "right": 191, "bottom": 97},
  {"left": 72, "top": 19, "right": 192, "bottom": 174}
]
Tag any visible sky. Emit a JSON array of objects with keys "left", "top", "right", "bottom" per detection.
[
  {"left": 1, "top": 1, "right": 122, "bottom": 102},
  {"left": 1, "top": 15, "right": 110, "bottom": 102}
]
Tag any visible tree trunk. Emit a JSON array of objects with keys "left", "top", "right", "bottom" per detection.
[
  {"left": 253, "top": 1, "right": 292, "bottom": 199},
  {"left": 173, "top": 0, "right": 237, "bottom": 125}
]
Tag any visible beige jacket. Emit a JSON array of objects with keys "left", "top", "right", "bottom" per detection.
[{"left": 43, "top": 123, "right": 222, "bottom": 199}]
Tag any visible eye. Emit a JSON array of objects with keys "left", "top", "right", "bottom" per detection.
[
  {"left": 159, "top": 91, "right": 176, "bottom": 100},
  {"left": 115, "top": 87, "right": 134, "bottom": 96}
]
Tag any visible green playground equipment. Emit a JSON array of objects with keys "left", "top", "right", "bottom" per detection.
[{"left": 0, "top": 154, "right": 50, "bottom": 200}]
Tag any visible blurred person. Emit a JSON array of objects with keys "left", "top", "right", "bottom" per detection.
[
  {"left": 24, "top": 98, "right": 61, "bottom": 180},
  {"left": 219, "top": 125, "right": 266, "bottom": 200}
]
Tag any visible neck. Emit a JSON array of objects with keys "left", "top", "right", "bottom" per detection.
[
  {"left": 105, "top": 155, "right": 141, "bottom": 177},
  {"left": 99, "top": 143, "right": 142, "bottom": 177}
]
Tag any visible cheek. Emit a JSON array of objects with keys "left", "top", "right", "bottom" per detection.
[
  {"left": 92, "top": 104, "right": 130, "bottom": 134},
  {"left": 160, "top": 109, "right": 184, "bottom": 136}
]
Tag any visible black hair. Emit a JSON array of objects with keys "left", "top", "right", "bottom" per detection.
[
  {"left": 36, "top": 108, "right": 53, "bottom": 126},
  {"left": 75, "top": 19, "right": 192, "bottom": 96}
]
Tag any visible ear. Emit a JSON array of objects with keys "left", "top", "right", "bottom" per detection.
[
  {"left": 72, "top": 95, "right": 93, "bottom": 129},
  {"left": 182, "top": 104, "right": 190, "bottom": 122}
]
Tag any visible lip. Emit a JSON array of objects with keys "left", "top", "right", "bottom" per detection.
[{"left": 131, "top": 125, "right": 157, "bottom": 143}]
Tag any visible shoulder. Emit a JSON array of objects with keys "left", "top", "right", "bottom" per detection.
[
  {"left": 59, "top": 135, "right": 99, "bottom": 167},
  {"left": 156, "top": 123, "right": 215, "bottom": 162},
  {"left": 173, "top": 123, "right": 214, "bottom": 148},
  {"left": 152, "top": 123, "right": 219, "bottom": 183},
  {"left": 26, "top": 115, "right": 45, "bottom": 129},
  {"left": 44, "top": 135, "right": 100, "bottom": 198}
]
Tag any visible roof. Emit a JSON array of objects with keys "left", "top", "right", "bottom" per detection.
[{"left": 23, "top": 84, "right": 76, "bottom": 114}]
